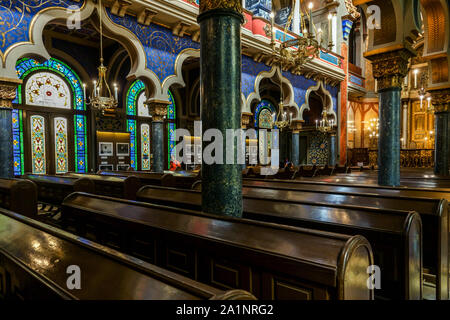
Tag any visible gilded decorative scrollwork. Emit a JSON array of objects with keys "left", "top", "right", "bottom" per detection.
[
  {"left": 0, "top": 82, "right": 17, "bottom": 108},
  {"left": 366, "top": 48, "right": 416, "bottom": 90},
  {"left": 147, "top": 101, "right": 169, "bottom": 121},
  {"left": 430, "top": 88, "right": 450, "bottom": 112},
  {"left": 199, "top": 0, "right": 243, "bottom": 14},
  {"left": 241, "top": 112, "right": 253, "bottom": 128},
  {"left": 344, "top": 0, "right": 360, "bottom": 21}
]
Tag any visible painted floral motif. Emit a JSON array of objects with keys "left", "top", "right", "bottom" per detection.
[
  {"left": 141, "top": 123, "right": 150, "bottom": 171},
  {"left": 25, "top": 72, "right": 71, "bottom": 108},
  {"left": 15, "top": 57, "right": 85, "bottom": 110},
  {"left": 74, "top": 114, "right": 87, "bottom": 173},
  {"left": 127, "top": 119, "right": 137, "bottom": 170},
  {"left": 107, "top": 10, "right": 199, "bottom": 84},
  {"left": 307, "top": 132, "right": 329, "bottom": 165},
  {"left": 0, "top": 0, "right": 84, "bottom": 54},
  {"left": 254, "top": 99, "right": 276, "bottom": 128},
  {"left": 12, "top": 109, "right": 24, "bottom": 176},
  {"left": 54, "top": 117, "right": 68, "bottom": 173},
  {"left": 30, "top": 115, "right": 46, "bottom": 174}
]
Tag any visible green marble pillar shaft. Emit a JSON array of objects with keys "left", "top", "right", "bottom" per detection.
[
  {"left": 291, "top": 132, "right": 299, "bottom": 166},
  {"left": 151, "top": 121, "right": 164, "bottom": 173},
  {"left": 198, "top": 2, "right": 243, "bottom": 217},
  {"left": 366, "top": 49, "right": 414, "bottom": 187},
  {"left": 434, "top": 111, "right": 449, "bottom": 176},
  {"left": 329, "top": 133, "right": 337, "bottom": 166},
  {"left": 0, "top": 108, "right": 13, "bottom": 178},
  {"left": 378, "top": 88, "right": 401, "bottom": 186}
]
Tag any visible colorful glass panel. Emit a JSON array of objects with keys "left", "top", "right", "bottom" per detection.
[
  {"left": 141, "top": 123, "right": 151, "bottom": 171},
  {"left": 167, "top": 90, "right": 176, "bottom": 120},
  {"left": 254, "top": 99, "right": 277, "bottom": 128},
  {"left": 12, "top": 109, "right": 24, "bottom": 176},
  {"left": 54, "top": 117, "right": 68, "bottom": 174},
  {"left": 30, "top": 115, "right": 46, "bottom": 174},
  {"left": 15, "top": 58, "right": 85, "bottom": 110},
  {"left": 258, "top": 109, "right": 273, "bottom": 129},
  {"left": 126, "top": 80, "right": 145, "bottom": 116},
  {"left": 74, "top": 115, "right": 88, "bottom": 173},
  {"left": 168, "top": 123, "right": 176, "bottom": 167},
  {"left": 25, "top": 72, "right": 71, "bottom": 108},
  {"left": 127, "top": 119, "right": 137, "bottom": 170}
]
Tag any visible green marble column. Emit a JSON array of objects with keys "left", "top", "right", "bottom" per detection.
[
  {"left": 0, "top": 108, "right": 13, "bottom": 178},
  {"left": 291, "top": 132, "right": 300, "bottom": 166},
  {"left": 329, "top": 133, "right": 337, "bottom": 166},
  {"left": 431, "top": 89, "right": 450, "bottom": 176},
  {"left": 0, "top": 81, "right": 17, "bottom": 179},
  {"left": 198, "top": 0, "right": 243, "bottom": 217},
  {"left": 366, "top": 49, "right": 414, "bottom": 187},
  {"left": 148, "top": 101, "right": 168, "bottom": 173}
]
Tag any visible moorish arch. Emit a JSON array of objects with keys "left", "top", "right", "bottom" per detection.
[
  {"left": 3, "top": 0, "right": 161, "bottom": 101},
  {"left": 299, "top": 80, "right": 337, "bottom": 123},
  {"left": 245, "top": 66, "right": 300, "bottom": 120}
]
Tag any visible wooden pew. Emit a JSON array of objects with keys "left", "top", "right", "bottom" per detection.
[
  {"left": 23, "top": 174, "right": 95, "bottom": 205},
  {"left": 61, "top": 192, "right": 374, "bottom": 300},
  {"left": 297, "top": 174, "right": 450, "bottom": 189},
  {"left": 0, "top": 208, "right": 254, "bottom": 300},
  {"left": 242, "top": 178, "right": 450, "bottom": 300},
  {"left": 316, "top": 165, "right": 335, "bottom": 176},
  {"left": 0, "top": 178, "right": 37, "bottom": 217},
  {"left": 97, "top": 170, "right": 175, "bottom": 187},
  {"left": 63, "top": 173, "right": 139, "bottom": 200},
  {"left": 137, "top": 185, "right": 422, "bottom": 300},
  {"left": 292, "top": 165, "right": 318, "bottom": 178}
]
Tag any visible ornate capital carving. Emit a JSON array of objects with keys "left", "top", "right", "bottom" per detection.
[
  {"left": 199, "top": 0, "right": 243, "bottom": 15},
  {"left": 430, "top": 88, "right": 450, "bottom": 113},
  {"left": 0, "top": 80, "right": 18, "bottom": 109},
  {"left": 290, "top": 120, "right": 304, "bottom": 133},
  {"left": 366, "top": 49, "right": 416, "bottom": 90},
  {"left": 241, "top": 112, "right": 253, "bottom": 128},
  {"left": 146, "top": 101, "right": 169, "bottom": 122}
]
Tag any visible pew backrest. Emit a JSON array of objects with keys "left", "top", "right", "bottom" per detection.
[
  {"left": 0, "top": 178, "right": 37, "bottom": 217},
  {"left": 0, "top": 208, "right": 255, "bottom": 300},
  {"left": 62, "top": 192, "right": 374, "bottom": 300}
]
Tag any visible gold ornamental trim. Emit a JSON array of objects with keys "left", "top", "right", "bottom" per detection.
[
  {"left": 0, "top": 80, "right": 19, "bottom": 109},
  {"left": 241, "top": 112, "right": 253, "bottom": 128},
  {"left": 199, "top": 0, "right": 243, "bottom": 14},
  {"left": 430, "top": 88, "right": 450, "bottom": 113},
  {"left": 146, "top": 101, "right": 169, "bottom": 122},
  {"left": 366, "top": 48, "right": 416, "bottom": 90}
]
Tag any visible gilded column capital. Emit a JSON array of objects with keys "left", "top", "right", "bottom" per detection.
[
  {"left": 365, "top": 48, "right": 415, "bottom": 91},
  {"left": 199, "top": 0, "right": 243, "bottom": 15},
  {"left": 146, "top": 100, "right": 169, "bottom": 122},
  {"left": 241, "top": 112, "right": 253, "bottom": 129},
  {"left": 0, "top": 79, "right": 20, "bottom": 109},
  {"left": 290, "top": 120, "right": 304, "bottom": 133},
  {"left": 430, "top": 88, "right": 450, "bottom": 113}
]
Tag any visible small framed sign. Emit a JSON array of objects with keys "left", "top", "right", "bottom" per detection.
[{"left": 116, "top": 143, "right": 130, "bottom": 156}]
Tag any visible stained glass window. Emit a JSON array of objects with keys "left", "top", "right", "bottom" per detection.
[
  {"left": 259, "top": 109, "right": 273, "bottom": 129},
  {"left": 167, "top": 91, "right": 176, "bottom": 168},
  {"left": 54, "top": 117, "right": 68, "bottom": 174},
  {"left": 141, "top": 123, "right": 151, "bottom": 171},
  {"left": 15, "top": 58, "right": 85, "bottom": 110},
  {"left": 126, "top": 79, "right": 177, "bottom": 170},
  {"left": 13, "top": 57, "right": 87, "bottom": 174},
  {"left": 127, "top": 119, "right": 137, "bottom": 170},
  {"left": 254, "top": 99, "right": 276, "bottom": 128},
  {"left": 126, "top": 80, "right": 145, "bottom": 116},
  {"left": 74, "top": 115, "right": 88, "bottom": 173},
  {"left": 25, "top": 72, "right": 71, "bottom": 108},
  {"left": 12, "top": 109, "right": 24, "bottom": 176},
  {"left": 30, "top": 115, "right": 46, "bottom": 174}
]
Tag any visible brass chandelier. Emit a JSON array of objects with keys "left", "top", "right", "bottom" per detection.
[
  {"left": 316, "top": 110, "right": 336, "bottom": 133},
  {"left": 269, "top": 1, "right": 331, "bottom": 130},
  {"left": 86, "top": 0, "right": 118, "bottom": 113}
]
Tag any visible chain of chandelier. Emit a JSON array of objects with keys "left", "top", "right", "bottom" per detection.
[
  {"left": 270, "top": 1, "right": 335, "bottom": 132},
  {"left": 83, "top": 0, "right": 119, "bottom": 113}
]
